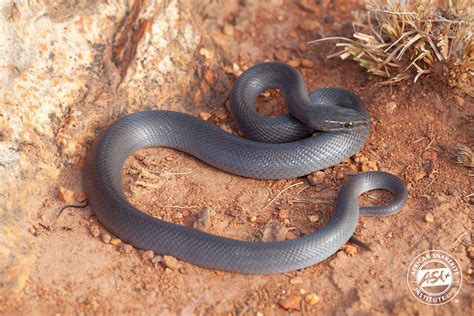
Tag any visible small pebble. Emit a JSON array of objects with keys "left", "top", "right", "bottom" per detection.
[
  {"left": 288, "top": 60, "right": 301, "bottom": 68},
  {"left": 89, "top": 224, "right": 100, "bottom": 238},
  {"left": 194, "top": 206, "right": 214, "bottom": 229},
  {"left": 279, "top": 295, "right": 301, "bottom": 311},
  {"left": 152, "top": 255, "right": 163, "bottom": 264},
  {"left": 28, "top": 226, "right": 37, "bottom": 236},
  {"left": 250, "top": 216, "right": 257, "bottom": 222},
  {"left": 175, "top": 212, "right": 183, "bottom": 219},
  {"left": 101, "top": 233, "right": 112, "bottom": 244},
  {"left": 59, "top": 187, "right": 75, "bottom": 203},
  {"left": 163, "top": 255, "right": 183, "bottom": 270},
  {"left": 289, "top": 31, "right": 298, "bottom": 39},
  {"left": 354, "top": 156, "right": 369, "bottom": 163},
  {"left": 142, "top": 250, "right": 154, "bottom": 260},
  {"left": 232, "top": 63, "right": 242, "bottom": 76},
  {"left": 199, "top": 48, "right": 212, "bottom": 59},
  {"left": 298, "top": 42, "right": 308, "bottom": 52},
  {"left": 386, "top": 101, "right": 397, "bottom": 113},
  {"left": 301, "top": 59, "right": 314, "bottom": 68},
  {"left": 214, "top": 111, "right": 227, "bottom": 120},
  {"left": 199, "top": 112, "right": 211, "bottom": 121},
  {"left": 305, "top": 293, "right": 321, "bottom": 305},
  {"left": 121, "top": 244, "right": 134, "bottom": 254},
  {"left": 289, "top": 276, "right": 304, "bottom": 284},
  {"left": 110, "top": 238, "right": 122, "bottom": 245},
  {"left": 342, "top": 245, "right": 358, "bottom": 257},
  {"left": 466, "top": 246, "right": 474, "bottom": 259},
  {"left": 223, "top": 24, "right": 234, "bottom": 36},
  {"left": 307, "top": 171, "right": 325, "bottom": 185},
  {"left": 75, "top": 192, "right": 87, "bottom": 203},
  {"left": 308, "top": 215, "right": 319, "bottom": 223},
  {"left": 424, "top": 212, "right": 434, "bottom": 223},
  {"left": 278, "top": 209, "right": 290, "bottom": 219}
]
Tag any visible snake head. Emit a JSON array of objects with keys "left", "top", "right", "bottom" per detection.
[{"left": 318, "top": 105, "right": 370, "bottom": 132}]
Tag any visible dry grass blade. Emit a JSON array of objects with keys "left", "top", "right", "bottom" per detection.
[
  {"left": 453, "top": 144, "right": 473, "bottom": 168},
  {"left": 313, "top": 0, "right": 473, "bottom": 94}
]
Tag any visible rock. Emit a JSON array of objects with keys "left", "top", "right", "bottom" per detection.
[
  {"left": 110, "top": 238, "right": 122, "bottom": 245},
  {"left": 415, "top": 170, "right": 426, "bottom": 181},
  {"left": 75, "top": 192, "right": 87, "bottom": 203},
  {"left": 89, "top": 224, "right": 100, "bottom": 238},
  {"left": 262, "top": 223, "right": 289, "bottom": 242},
  {"left": 342, "top": 245, "right": 357, "bottom": 257},
  {"left": 250, "top": 215, "right": 257, "bottom": 222},
  {"left": 289, "top": 276, "right": 304, "bottom": 284},
  {"left": 386, "top": 101, "right": 397, "bottom": 113},
  {"left": 454, "top": 95, "right": 465, "bottom": 106},
  {"left": 121, "top": 244, "right": 134, "bottom": 254},
  {"left": 466, "top": 246, "right": 474, "bottom": 258},
  {"left": 424, "top": 212, "right": 434, "bottom": 223},
  {"left": 163, "top": 255, "right": 183, "bottom": 270},
  {"left": 174, "top": 212, "right": 183, "bottom": 219},
  {"left": 307, "top": 171, "right": 325, "bottom": 185},
  {"left": 279, "top": 295, "right": 301, "bottom": 311},
  {"left": 142, "top": 250, "right": 154, "bottom": 260},
  {"left": 58, "top": 187, "right": 75, "bottom": 204},
  {"left": 366, "top": 161, "right": 378, "bottom": 171},
  {"left": 199, "top": 48, "right": 212, "bottom": 59},
  {"left": 288, "top": 60, "right": 301, "bottom": 68},
  {"left": 193, "top": 206, "right": 214, "bottom": 229},
  {"left": 308, "top": 215, "right": 319, "bottom": 223},
  {"left": 278, "top": 209, "right": 290, "bottom": 219},
  {"left": 305, "top": 293, "right": 321, "bottom": 305},
  {"left": 298, "top": 42, "right": 308, "bottom": 52},
  {"left": 199, "top": 112, "right": 212, "bottom": 121},
  {"left": 223, "top": 24, "right": 234, "bottom": 36},
  {"left": 101, "top": 233, "right": 112, "bottom": 244},
  {"left": 214, "top": 111, "right": 227, "bottom": 120},
  {"left": 301, "top": 59, "right": 314, "bottom": 68}
]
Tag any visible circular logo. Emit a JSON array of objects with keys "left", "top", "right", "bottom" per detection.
[{"left": 407, "top": 250, "right": 462, "bottom": 305}]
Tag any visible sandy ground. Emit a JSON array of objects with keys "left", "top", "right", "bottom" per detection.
[{"left": 2, "top": 1, "right": 472, "bottom": 315}]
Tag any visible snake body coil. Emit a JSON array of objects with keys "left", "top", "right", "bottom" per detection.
[{"left": 83, "top": 62, "right": 407, "bottom": 274}]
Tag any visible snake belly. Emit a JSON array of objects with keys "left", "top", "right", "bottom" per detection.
[{"left": 82, "top": 62, "right": 407, "bottom": 274}]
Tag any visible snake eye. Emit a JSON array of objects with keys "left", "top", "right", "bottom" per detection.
[{"left": 344, "top": 121, "right": 354, "bottom": 129}]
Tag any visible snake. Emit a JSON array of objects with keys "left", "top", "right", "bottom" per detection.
[{"left": 82, "top": 61, "right": 408, "bottom": 274}]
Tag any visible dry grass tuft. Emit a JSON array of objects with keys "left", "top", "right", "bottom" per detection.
[
  {"left": 453, "top": 144, "right": 473, "bottom": 167},
  {"left": 311, "top": 0, "right": 473, "bottom": 94}
]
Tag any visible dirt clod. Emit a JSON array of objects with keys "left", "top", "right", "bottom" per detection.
[
  {"left": 289, "top": 276, "right": 304, "bottom": 284},
  {"left": 101, "top": 233, "right": 111, "bottom": 244},
  {"left": 305, "top": 293, "right": 321, "bottom": 305},
  {"left": 163, "top": 255, "right": 183, "bottom": 270},
  {"left": 142, "top": 250, "right": 154, "bottom": 260},
  {"left": 58, "top": 187, "right": 75, "bottom": 203},
  {"left": 342, "top": 245, "right": 358, "bottom": 257},
  {"left": 279, "top": 295, "right": 301, "bottom": 311},
  {"left": 424, "top": 212, "right": 434, "bottom": 223},
  {"left": 194, "top": 206, "right": 214, "bottom": 229},
  {"left": 89, "top": 224, "right": 100, "bottom": 238},
  {"left": 199, "top": 112, "right": 212, "bottom": 121},
  {"left": 110, "top": 238, "right": 122, "bottom": 245},
  {"left": 121, "top": 244, "right": 134, "bottom": 254}
]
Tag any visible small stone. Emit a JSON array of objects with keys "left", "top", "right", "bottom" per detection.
[
  {"left": 214, "top": 111, "right": 227, "bottom": 120},
  {"left": 275, "top": 50, "right": 289, "bottom": 61},
  {"left": 305, "top": 293, "right": 321, "bottom": 305},
  {"left": 336, "top": 172, "right": 345, "bottom": 180},
  {"left": 223, "top": 24, "right": 234, "bottom": 36},
  {"left": 308, "top": 215, "right": 319, "bottom": 223},
  {"left": 366, "top": 161, "right": 378, "bottom": 171},
  {"left": 289, "top": 31, "right": 298, "bottom": 39},
  {"left": 466, "top": 268, "right": 473, "bottom": 275},
  {"left": 142, "top": 250, "right": 154, "bottom": 260},
  {"left": 307, "top": 171, "right": 325, "bottom": 185},
  {"left": 199, "top": 112, "right": 211, "bottom": 121},
  {"left": 194, "top": 206, "right": 214, "bottom": 229},
  {"left": 288, "top": 60, "right": 301, "bottom": 68},
  {"left": 101, "top": 233, "right": 111, "bottom": 244},
  {"left": 110, "top": 238, "right": 122, "bottom": 245},
  {"left": 289, "top": 276, "right": 304, "bottom": 284},
  {"left": 279, "top": 295, "right": 301, "bottom": 311},
  {"left": 152, "top": 255, "right": 163, "bottom": 264},
  {"left": 454, "top": 95, "right": 465, "bottom": 107},
  {"left": 163, "top": 255, "right": 183, "bottom": 270},
  {"left": 28, "top": 226, "right": 37, "bottom": 236},
  {"left": 58, "top": 187, "right": 75, "bottom": 203},
  {"left": 121, "top": 244, "right": 133, "bottom": 254},
  {"left": 424, "top": 212, "right": 434, "bottom": 223},
  {"left": 415, "top": 170, "right": 426, "bottom": 181},
  {"left": 342, "top": 244, "right": 358, "bottom": 257},
  {"left": 89, "top": 224, "right": 100, "bottom": 238},
  {"left": 232, "top": 63, "right": 242, "bottom": 76},
  {"left": 250, "top": 215, "right": 257, "bottom": 222},
  {"left": 361, "top": 164, "right": 371, "bottom": 172},
  {"left": 75, "top": 192, "right": 87, "bottom": 203},
  {"left": 301, "top": 59, "right": 314, "bottom": 68},
  {"left": 175, "top": 212, "right": 183, "bottom": 219},
  {"left": 199, "top": 48, "right": 212, "bottom": 59},
  {"left": 354, "top": 156, "right": 369, "bottom": 163},
  {"left": 298, "top": 42, "right": 308, "bottom": 52},
  {"left": 386, "top": 101, "right": 397, "bottom": 113},
  {"left": 278, "top": 209, "right": 290, "bottom": 219},
  {"left": 299, "top": 21, "right": 319, "bottom": 32}
]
